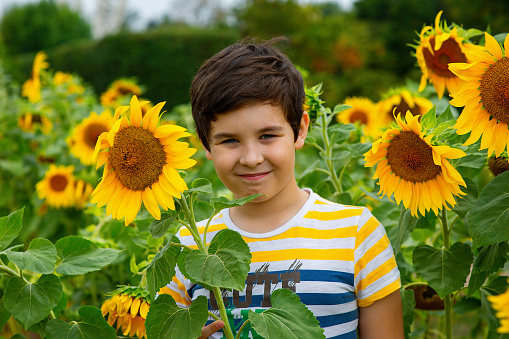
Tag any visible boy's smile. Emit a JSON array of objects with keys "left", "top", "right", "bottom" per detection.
[{"left": 205, "top": 103, "right": 309, "bottom": 206}]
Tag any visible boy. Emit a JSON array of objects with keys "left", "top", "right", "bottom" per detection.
[{"left": 165, "top": 38, "right": 404, "bottom": 339}]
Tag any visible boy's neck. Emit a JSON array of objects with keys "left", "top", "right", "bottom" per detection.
[{"left": 229, "top": 183, "right": 309, "bottom": 234}]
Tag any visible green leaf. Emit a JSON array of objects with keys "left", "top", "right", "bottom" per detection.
[
  {"left": 456, "top": 153, "right": 488, "bottom": 168},
  {"left": 46, "top": 305, "right": 116, "bottom": 339},
  {"left": 452, "top": 177, "right": 478, "bottom": 219},
  {"left": 468, "top": 242, "right": 509, "bottom": 297},
  {"left": 185, "top": 229, "right": 251, "bottom": 291},
  {"left": 436, "top": 105, "right": 454, "bottom": 124},
  {"left": 249, "top": 288, "right": 325, "bottom": 338},
  {"left": 146, "top": 236, "right": 181, "bottom": 299},
  {"left": 187, "top": 178, "right": 213, "bottom": 194},
  {"left": 393, "top": 207, "right": 420, "bottom": 254},
  {"left": 5, "top": 238, "right": 57, "bottom": 274},
  {"left": 481, "top": 277, "right": 509, "bottom": 332},
  {"left": 210, "top": 195, "right": 262, "bottom": 214},
  {"left": 468, "top": 171, "right": 509, "bottom": 250},
  {"left": 3, "top": 274, "right": 63, "bottom": 329},
  {"left": 145, "top": 294, "right": 208, "bottom": 339},
  {"left": 55, "top": 236, "right": 120, "bottom": 275},
  {"left": 413, "top": 242, "right": 473, "bottom": 299},
  {"left": 0, "top": 207, "right": 24, "bottom": 251},
  {"left": 401, "top": 289, "right": 416, "bottom": 338},
  {"left": 420, "top": 105, "right": 437, "bottom": 130},
  {"left": 149, "top": 210, "right": 181, "bottom": 239},
  {"left": 27, "top": 318, "right": 48, "bottom": 338},
  {"left": 177, "top": 247, "right": 214, "bottom": 291},
  {"left": 0, "top": 300, "right": 11, "bottom": 331}
]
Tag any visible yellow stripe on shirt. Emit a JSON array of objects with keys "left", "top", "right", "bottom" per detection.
[
  {"left": 251, "top": 248, "right": 354, "bottom": 263},
  {"left": 304, "top": 208, "right": 364, "bottom": 221}
]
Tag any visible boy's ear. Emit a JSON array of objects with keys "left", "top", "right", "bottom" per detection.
[
  {"left": 295, "top": 112, "right": 310, "bottom": 150},
  {"left": 202, "top": 141, "right": 212, "bottom": 160}
]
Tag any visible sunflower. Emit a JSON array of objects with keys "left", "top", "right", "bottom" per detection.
[
  {"left": 448, "top": 32, "right": 509, "bottom": 157},
  {"left": 364, "top": 111, "right": 466, "bottom": 217},
  {"left": 488, "top": 154, "right": 509, "bottom": 177},
  {"left": 101, "top": 286, "right": 150, "bottom": 338},
  {"left": 337, "top": 96, "right": 386, "bottom": 139},
  {"left": 21, "top": 51, "right": 50, "bottom": 103},
  {"left": 488, "top": 282, "right": 509, "bottom": 333},
  {"left": 92, "top": 95, "right": 197, "bottom": 226},
  {"left": 414, "top": 11, "right": 482, "bottom": 99},
  {"left": 377, "top": 88, "right": 434, "bottom": 124},
  {"left": 100, "top": 79, "right": 143, "bottom": 108},
  {"left": 53, "top": 71, "right": 85, "bottom": 96},
  {"left": 36, "top": 164, "right": 76, "bottom": 208},
  {"left": 68, "top": 111, "right": 113, "bottom": 165},
  {"left": 73, "top": 180, "right": 94, "bottom": 209},
  {"left": 18, "top": 112, "right": 53, "bottom": 134}
]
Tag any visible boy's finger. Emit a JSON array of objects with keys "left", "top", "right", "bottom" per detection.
[{"left": 198, "top": 320, "right": 225, "bottom": 339}]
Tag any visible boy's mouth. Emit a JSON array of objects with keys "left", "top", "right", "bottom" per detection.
[{"left": 238, "top": 171, "right": 271, "bottom": 181}]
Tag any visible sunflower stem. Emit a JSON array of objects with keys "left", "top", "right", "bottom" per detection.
[
  {"left": 212, "top": 286, "right": 235, "bottom": 339},
  {"left": 440, "top": 209, "right": 452, "bottom": 339},
  {"left": 319, "top": 108, "right": 342, "bottom": 193},
  {"left": 235, "top": 319, "right": 251, "bottom": 339},
  {"left": 179, "top": 193, "right": 206, "bottom": 253}
]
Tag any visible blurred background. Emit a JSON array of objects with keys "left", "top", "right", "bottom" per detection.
[{"left": 1, "top": 0, "right": 508, "bottom": 110}]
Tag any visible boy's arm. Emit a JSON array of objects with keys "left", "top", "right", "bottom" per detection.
[{"left": 357, "top": 290, "right": 404, "bottom": 339}]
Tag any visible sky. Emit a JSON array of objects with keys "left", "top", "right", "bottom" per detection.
[{"left": 0, "top": 0, "right": 357, "bottom": 30}]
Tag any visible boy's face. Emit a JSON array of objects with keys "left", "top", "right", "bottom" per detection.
[{"left": 204, "top": 103, "right": 309, "bottom": 203}]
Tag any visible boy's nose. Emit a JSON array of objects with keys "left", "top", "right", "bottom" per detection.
[{"left": 239, "top": 144, "right": 264, "bottom": 167}]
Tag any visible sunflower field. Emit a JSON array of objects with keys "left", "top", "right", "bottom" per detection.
[{"left": 0, "top": 9, "right": 509, "bottom": 339}]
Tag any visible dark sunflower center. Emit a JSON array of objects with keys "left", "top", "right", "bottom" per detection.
[
  {"left": 480, "top": 57, "right": 509, "bottom": 124},
  {"left": 109, "top": 125, "right": 166, "bottom": 191},
  {"left": 423, "top": 36, "right": 467, "bottom": 78},
  {"left": 391, "top": 98, "right": 422, "bottom": 118},
  {"left": 84, "top": 123, "right": 109, "bottom": 148},
  {"left": 50, "top": 175, "right": 68, "bottom": 192},
  {"left": 349, "top": 110, "right": 368, "bottom": 125},
  {"left": 32, "top": 114, "right": 43, "bottom": 123},
  {"left": 386, "top": 131, "right": 441, "bottom": 183},
  {"left": 488, "top": 155, "right": 509, "bottom": 177}
]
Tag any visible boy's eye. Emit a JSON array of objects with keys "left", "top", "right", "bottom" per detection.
[
  {"left": 260, "top": 134, "right": 276, "bottom": 140},
  {"left": 221, "top": 138, "right": 237, "bottom": 144}
]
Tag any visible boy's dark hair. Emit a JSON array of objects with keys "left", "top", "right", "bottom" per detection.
[{"left": 190, "top": 37, "right": 305, "bottom": 151}]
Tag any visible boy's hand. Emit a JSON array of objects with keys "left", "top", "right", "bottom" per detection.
[{"left": 198, "top": 320, "right": 224, "bottom": 339}]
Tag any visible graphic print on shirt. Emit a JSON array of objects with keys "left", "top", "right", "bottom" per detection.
[{"left": 210, "top": 259, "right": 302, "bottom": 310}]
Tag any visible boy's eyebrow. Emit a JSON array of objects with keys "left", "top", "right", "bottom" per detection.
[{"left": 211, "top": 126, "right": 284, "bottom": 141}]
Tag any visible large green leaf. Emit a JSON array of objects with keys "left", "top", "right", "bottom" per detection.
[
  {"left": 145, "top": 294, "right": 208, "bottom": 339},
  {"left": 46, "top": 305, "right": 116, "bottom": 339},
  {"left": 55, "top": 236, "right": 120, "bottom": 275},
  {"left": 452, "top": 177, "right": 478, "bottom": 220},
  {"left": 185, "top": 229, "right": 251, "bottom": 291},
  {"left": 0, "top": 207, "right": 24, "bottom": 251},
  {"left": 149, "top": 210, "right": 181, "bottom": 239},
  {"left": 413, "top": 242, "right": 473, "bottom": 299},
  {"left": 3, "top": 274, "right": 62, "bottom": 329},
  {"left": 249, "top": 288, "right": 325, "bottom": 338},
  {"left": 468, "top": 171, "right": 509, "bottom": 250},
  {"left": 468, "top": 241, "right": 509, "bottom": 296},
  {"left": 146, "top": 236, "right": 181, "bottom": 299},
  {"left": 210, "top": 195, "right": 262, "bottom": 214},
  {"left": 5, "top": 238, "right": 57, "bottom": 274}
]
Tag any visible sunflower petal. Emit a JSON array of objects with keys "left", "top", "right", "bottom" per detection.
[
  {"left": 485, "top": 32, "right": 503, "bottom": 60},
  {"left": 130, "top": 95, "right": 142, "bottom": 127},
  {"left": 142, "top": 187, "right": 161, "bottom": 220}
]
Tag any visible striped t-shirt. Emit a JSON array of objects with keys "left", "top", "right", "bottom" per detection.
[{"left": 161, "top": 189, "right": 401, "bottom": 339}]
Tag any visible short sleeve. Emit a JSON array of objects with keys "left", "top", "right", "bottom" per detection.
[{"left": 354, "top": 208, "right": 401, "bottom": 307}]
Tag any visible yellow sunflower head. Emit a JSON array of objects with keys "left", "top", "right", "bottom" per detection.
[
  {"left": 92, "top": 95, "right": 197, "bottom": 226},
  {"left": 449, "top": 32, "right": 509, "bottom": 157},
  {"left": 100, "top": 79, "right": 143, "bottom": 108},
  {"left": 337, "top": 96, "right": 385, "bottom": 139},
  {"left": 18, "top": 112, "right": 53, "bottom": 134},
  {"left": 377, "top": 88, "right": 434, "bottom": 124},
  {"left": 414, "top": 11, "right": 483, "bottom": 99},
  {"left": 488, "top": 281, "right": 509, "bottom": 333},
  {"left": 53, "top": 71, "right": 72, "bottom": 86},
  {"left": 21, "top": 51, "right": 50, "bottom": 103},
  {"left": 101, "top": 286, "right": 150, "bottom": 338},
  {"left": 36, "top": 164, "right": 76, "bottom": 208},
  {"left": 364, "top": 111, "right": 467, "bottom": 217},
  {"left": 68, "top": 110, "right": 113, "bottom": 165}
]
